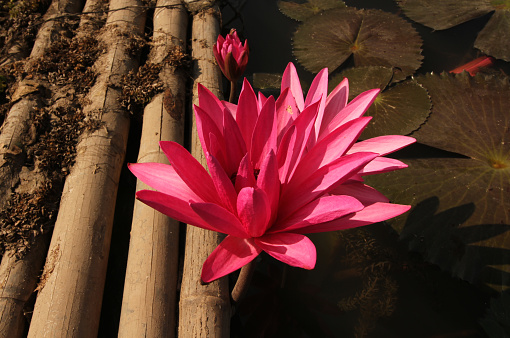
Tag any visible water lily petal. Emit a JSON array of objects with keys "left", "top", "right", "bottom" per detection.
[
  {"left": 190, "top": 202, "right": 249, "bottom": 238},
  {"left": 237, "top": 46, "right": 249, "bottom": 70},
  {"left": 237, "top": 187, "right": 271, "bottom": 237},
  {"left": 281, "top": 62, "right": 305, "bottom": 111},
  {"left": 305, "top": 68, "right": 328, "bottom": 147},
  {"left": 201, "top": 236, "right": 261, "bottom": 283},
  {"left": 206, "top": 152, "right": 238, "bottom": 214},
  {"left": 207, "top": 132, "right": 228, "bottom": 172},
  {"left": 257, "top": 151, "right": 279, "bottom": 223},
  {"left": 222, "top": 100, "right": 237, "bottom": 119},
  {"left": 255, "top": 233, "right": 316, "bottom": 269},
  {"left": 281, "top": 100, "right": 321, "bottom": 183},
  {"left": 275, "top": 87, "right": 298, "bottom": 144},
  {"left": 322, "top": 77, "right": 349, "bottom": 135},
  {"left": 276, "top": 125, "right": 298, "bottom": 184},
  {"left": 159, "top": 141, "right": 219, "bottom": 203},
  {"left": 319, "top": 88, "right": 380, "bottom": 141},
  {"left": 295, "top": 202, "right": 411, "bottom": 234},
  {"left": 237, "top": 78, "right": 259, "bottom": 151},
  {"left": 305, "top": 68, "right": 328, "bottom": 107},
  {"left": 223, "top": 108, "right": 247, "bottom": 176},
  {"left": 359, "top": 157, "right": 408, "bottom": 175},
  {"left": 129, "top": 162, "right": 202, "bottom": 202},
  {"left": 258, "top": 91, "right": 267, "bottom": 110},
  {"left": 251, "top": 96, "right": 277, "bottom": 169},
  {"left": 136, "top": 189, "right": 206, "bottom": 228},
  {"left": 235, "top": 153, "right": 256, "bottom": 192},
  {"left": 280, "top": 152, "right": 379, "bottom": 220},
  {"left": 197, "top": 83, "right": 225, "bottom": 130},
  {"left": 330, "top": 182, "right": 389, "bottom": 205},
  {"left": 215, "top": 35, "right": 225, "bottom": 53},
  {"left": 271, "top": 195, "right": 364, "bottom": 233},
  {"left": 295, "top": 117, "right": 372, "bottom": 178},
  {"left": 193, "top": 104, "right": 226, "bottom": 167},
  {"left": 347, "top": 135, "right": 416, "bottom": 156}
]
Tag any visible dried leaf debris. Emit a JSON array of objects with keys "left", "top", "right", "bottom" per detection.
[{"left": 0, "top": 15, "right": 106, "bottom": 256}]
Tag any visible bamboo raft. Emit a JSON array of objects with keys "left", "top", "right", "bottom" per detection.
[{"left": 0, "top": 0, "right": 230, "bottom": 336}]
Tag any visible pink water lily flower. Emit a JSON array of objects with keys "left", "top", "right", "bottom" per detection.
[
  {"left": 130, "top": 63, "right": 415, "bottom": 283},
  {"left": 214, "top": 29, "right": 249, "bottom": 82}
]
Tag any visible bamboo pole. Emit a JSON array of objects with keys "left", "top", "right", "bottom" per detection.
[
  {"left": 0, "top": 234, "right": 50, "bottom": 338},
  {"left": 118, "top": 1, "right": 187, "bottom": 337},
  {"left": 27, "top": 1, "right": 147, "bottom": 337},
  {"left": 0, "top": 1, "right": 85, "bottom": 337},
  {"left": 77, "top": 0, "right": 106, "bottom": 34},
  {"left": 0, "top": 0, "right": 84, "bottom": 210},
  {"left": 178, "top": 3, "right": 231, "bottom": 337}
]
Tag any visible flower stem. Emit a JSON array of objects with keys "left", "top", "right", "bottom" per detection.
[
  {"left": 229, "top": 80, "right": 237, "bottom": 103},
  {"left": 231, "top": 260, "right": 256, "bottom": 306}
]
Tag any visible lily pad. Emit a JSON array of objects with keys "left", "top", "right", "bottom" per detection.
[
  {"left": 397, "top": 0, "right": 510, "bottom": 61},
  {"left": 364, "top": 73, "right": 510, "bottom": 289},
  {"left": 252, "top": 73, "right": 283, "bottom": 90},
  {"left": 277, "top": 0, "right": 346, "bottom": 21},
  {"left": 474, "top": 9, "right": 510, "bottom": 61},
  {"left": 414, "top": 72, "right": 510, "bottom": 163},
  {"left": 397, "top": 0, "right": 494, "bottom": 30},
  {"left": 293, "top": 8, "right": 423, "bottom": 76},
  {"left": 329, "top": 66, "right": 431, "bottom": 139}
]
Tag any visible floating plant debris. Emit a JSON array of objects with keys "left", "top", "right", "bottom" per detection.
[
  {"left": 277, "top": 0, "right": 346, "bottom": 21},
  {"left": 397, "top": 0, "right": 510, "bottom": 61},
  {"left": 329, "top": 66, "right": 431, "bottom": 139},
  {"left": 292, "top": 8, "right": 423, "bottom": 78},
  {"left": 365, "top": 72, "right": 510, "bottom": 289},
  {"left": 450, "top": 56, "right": 496, "bottom": 76}
]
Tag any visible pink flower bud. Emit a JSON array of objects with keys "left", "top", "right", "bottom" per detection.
[{"left": 214, "top": 29, "right": 249, "bottom": 82}]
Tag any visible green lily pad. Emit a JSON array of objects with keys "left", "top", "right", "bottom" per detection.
[
  {"left": 277, "top": 0, "right": 346, "bottom": 21},
  {"left": 397, "top": 0, "right": 510, "bottom": 61},
  {"left": 293, "top": 8, "right": 423, "bottom": 76},
  {"left": 329, "top": 66, "right": 431, "bottom": 139},
  {"left": 365, "top": 73, "right": 510, "bottom": 289}
]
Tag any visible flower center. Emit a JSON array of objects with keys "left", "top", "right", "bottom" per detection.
[
  {"left": 488, "top": 158, "right": 508, "bottom": 169},
  {"left": 349, "top": 42, "right": 360, "bottom": 52},
  {"left": 491, "top": 0, "right": 510, "bottom": 9}
]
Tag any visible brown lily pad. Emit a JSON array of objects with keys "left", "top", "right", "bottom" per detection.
[
  {"left": 397, "top": 0, "right": 494, "bottom": 30},
  {"left": 329, "top": 66, "right": 431, "bottom": 139},
  {"left": 278, "top": 0, "right": 346, "bottom": 21},
  {"left": 293, "top": 8, "right": 423, "bottom": 77},
  {"left": 474, "top": 9, "right": 510, "bottom": 61},
  {"left": 398, "top": 0, "right": 510, "bottom": 61},
  {"left": 252, "top": 73, "right": 283, "bottom": 90},
  {"left": 414, "top": 72, "right": 510, "bottom": 162}
]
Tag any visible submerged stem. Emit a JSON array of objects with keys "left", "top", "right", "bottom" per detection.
[{"left": 231, "top": 260, "right": 256, "bottom": 306}]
